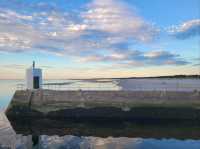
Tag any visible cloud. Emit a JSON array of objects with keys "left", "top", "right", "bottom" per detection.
[
  {"left": 168, "top": 19, "right": 200, "bottom": 39},
  {"left": 78, "top": 50, "right": 189, "bottom": 67},
  {"left": 193, "top": 57, "right": 200, "bottom": 66},
  {"left": 0, "top": 0, "right": 159, "bottom": 53},
  {"left": 139, "top": 50, "right": 189, "bottom": 65},
  {"left": 0, "top": 64, "right": 54, "bottom": 70},
  {"left": 0, "top": 33, "right": 32, "bottom": 51},
  {"left": 81, "top": 0, "right": 159, "bottom": 42},
  {"left": 0, "top": 64, "right": 26, "bottom": 69},
  {"left": 0, "top": 0, "right": 189, "bottom": 68},
  {"left": 193, "top": 63, "right": 200, "bottom": 66},
  {"left": 0, "top": 9, "right": 33, "bottom": 21}
]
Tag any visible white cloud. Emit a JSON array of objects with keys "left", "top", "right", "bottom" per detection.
[
  {"left": 0, "top": 33, "right": 32, "bottom": 51},
  {"left": 0, "top": 0, "right": 159, "bottom": 55},
  {"left": 81, "top": 0, "right": 158, "bottom": 42},
  {"left": 78, "top": 52, "right": 127, "bottom": 63},
  {"left": 0, "top": 0, "right": 189, "bottom": 68},
  {"left": 77, "top": 49, "right": 189, "bottom": 66},
  {"left": 111, "top": 60, "right": 145, "bottom": 68},
  {"left": 0, "top": 9, "right": 33, "bottom": 21},
  {"left": 144, "top": 50, "right": 175, "bottom": 58},
  {"left": 110, "top": 53, "right": 127, "bottom": 60},
  {"left": 67, "top": 24, "right": 88, "bottom": 32},
  {"left": 168, "top": 19, "right": 200, "bottom": 39}
]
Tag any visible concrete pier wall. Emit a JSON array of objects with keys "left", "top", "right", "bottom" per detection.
[{"left": 6, "top": 90, "right": 200, "bottom": 120}]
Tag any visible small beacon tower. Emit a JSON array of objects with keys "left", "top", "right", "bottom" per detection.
[{"left": 26, "top": 61, "right": 42, "bottom": 89}]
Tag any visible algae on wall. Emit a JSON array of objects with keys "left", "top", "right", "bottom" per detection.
[{"left": 6, "top": 90, "right": 200, "bottom": 120}]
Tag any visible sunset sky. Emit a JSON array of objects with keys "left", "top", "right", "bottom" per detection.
[{"left": 0, "top": 0, "right": 199, "bottom": 79}]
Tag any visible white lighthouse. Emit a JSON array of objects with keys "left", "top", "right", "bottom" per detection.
[{"left": 26, "top": 61, "right": 42, "bottom": 89}]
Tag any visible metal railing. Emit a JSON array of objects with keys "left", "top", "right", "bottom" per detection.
[
  {"left": 16, "top": 83, "right": 25, "bottom": 90},
  {"left": 16, "top": 81, "right": 121, "bottom": 91},
  {"left": 43, "top": 84, "right": 121, "bottom": 91},
  {"left": 16, "top": 79, "right": 200, "bottom": 92}
]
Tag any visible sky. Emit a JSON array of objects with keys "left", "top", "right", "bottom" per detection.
[{"left": 0, "top": 0, "right": 199, "bottom": 79}]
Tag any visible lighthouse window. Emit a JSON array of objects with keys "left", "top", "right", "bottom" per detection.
[{"left": 33, "top": 76, "right": 39, "bottom": 89}]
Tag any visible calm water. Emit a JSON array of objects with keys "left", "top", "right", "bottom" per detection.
[
  {"left": 1, "top": 79, "right": 200, "bottom": 149},
  {"left": 0, "top": 80, "right": 23, "bottom": 109}
]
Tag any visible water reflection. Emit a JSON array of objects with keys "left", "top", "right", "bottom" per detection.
[
  {"left": 1, "top": 111, "right": 200, "bottom": 148},
  {"left": 8, "top": 118, "right": 200, "bottom": 139},
  {"left": 5, "top": 117, "right": 200, "bottom": 148},
  {"left": 38, "top": 136, "right": 200, "bottom": 149}
]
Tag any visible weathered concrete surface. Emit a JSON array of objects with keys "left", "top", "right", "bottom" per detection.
[{"left": 6, "top": 90, "right": 200, "bottom": 120}]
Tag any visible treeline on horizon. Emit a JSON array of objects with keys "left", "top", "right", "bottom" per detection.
[
  {"left": 119, "top": 75, "right": 200, "bottom": 79},
  {"left": 71, "top": 75, "right": 200, "bottom": 80}
]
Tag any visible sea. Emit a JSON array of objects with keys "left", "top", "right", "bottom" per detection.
[{"left": 1, "top": 79, "right": 200, "bottom": 149}]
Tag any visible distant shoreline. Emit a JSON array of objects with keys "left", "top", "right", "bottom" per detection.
[
  {"left": 112, "top": 75, "right": 200, "bottom": 80},
  {"left": 0, "top": 75, "right": 200, "bottom": 80},
  {"left": 69, "top": 75, "right": 200, "bottom": 80}
]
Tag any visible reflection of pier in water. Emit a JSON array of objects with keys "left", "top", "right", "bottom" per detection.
[{"left": 8, "top": 117, "right": 200, "bottom": 140}]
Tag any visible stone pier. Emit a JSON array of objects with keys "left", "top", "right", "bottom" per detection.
[{"left": 6, "top": 90, "right": 200, "bottom": 120}]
